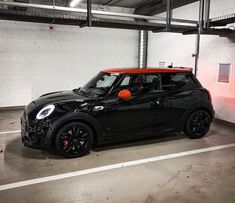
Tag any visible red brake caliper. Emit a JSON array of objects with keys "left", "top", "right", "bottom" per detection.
[{"left": 63, "top": 137, "right": 69, "bottom": 148}]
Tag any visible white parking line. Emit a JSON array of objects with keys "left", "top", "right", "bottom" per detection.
[
  {"left": 0, "top": 143, "right": 234, "bottom": 191},
  {"left": 0, "top": 130, "right": 21, "bottom": 135}
]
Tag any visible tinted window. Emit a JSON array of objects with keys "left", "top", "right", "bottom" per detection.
[
  {"left": 116, "top": 74, "right": 161, "bottom": 95},
  {"left": 120, "top": 75, "right": 131, "bottom": 87},
  {"left": 161, "top": 73, "right": 198, "bottom": 91},
  {"left": 127, "top": 74, "right": 144, "bottom": 95},
  {"left": 143, "top": 74, "right": 161, "bottom": 92}
]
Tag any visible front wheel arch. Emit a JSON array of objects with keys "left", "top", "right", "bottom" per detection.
[
  {"left": 47, "top": 113, "right": 102, "bottom": 148},
  {"left": 51, "top": 118, "right": 99, "bottom": 148},
  {"left": 55, "top": 121, "right": 94, "bottom": 158}
]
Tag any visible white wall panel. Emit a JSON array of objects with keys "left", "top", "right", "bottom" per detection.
[
  {"left": 148, "top": 0, "right": 235, "bottom": 123},
  {"left": 0, "top": 21, "right": 138, "bottom": 107}
]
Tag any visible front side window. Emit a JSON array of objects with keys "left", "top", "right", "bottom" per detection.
[
  {"left": 80, "top": 72, "right": 119, "bottom": 97},
  {"left": 112, "top": 73, "right": 161, "bottom": 96},
  {"left": 144, "top": 74, "right": 161, "bottom": 92},
  {"left": 120, "top": 75, "right": 131, "bottom": 87}
]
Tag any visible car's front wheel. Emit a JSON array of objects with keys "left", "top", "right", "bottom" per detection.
[
  {"left": 184, "top": 110, "right": 211, "bottom": 139},
  {"left": 55, "top": 122, "right": 93, "bottom": 158}
]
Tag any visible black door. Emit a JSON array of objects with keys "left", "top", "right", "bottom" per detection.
[{"left": 95, "top": 73, "right": 170, "bottom": 141}]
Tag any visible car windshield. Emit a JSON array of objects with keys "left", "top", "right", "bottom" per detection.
[{"left": 79, "top": 72, "right": 119, "bottom": 97}]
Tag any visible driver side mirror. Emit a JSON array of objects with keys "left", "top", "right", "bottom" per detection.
[{"left": 118, "top": 89, "right": 132, "bottom": 100}]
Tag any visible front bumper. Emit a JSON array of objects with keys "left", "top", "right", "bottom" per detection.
[{"left": 21, "top": 112, "right": 51, "bottom": 149}]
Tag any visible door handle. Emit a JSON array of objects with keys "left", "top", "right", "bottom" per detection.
[
  {"left": 152, "top": 98, "right": 162, "bottom": 105},
  {"left": 155, "top": 99, "right": 161, "bottom": 104}
]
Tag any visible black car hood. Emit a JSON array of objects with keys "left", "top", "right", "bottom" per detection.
[
  {"left": 37, "top": 90, "right": 86, "bottom": 106},
  {"left": 25, "top": 90, "right": 89, "bottom": 115}
]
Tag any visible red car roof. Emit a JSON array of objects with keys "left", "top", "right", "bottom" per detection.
[{"left": 102, "top": 67, "right": 192, "bottom": 74}]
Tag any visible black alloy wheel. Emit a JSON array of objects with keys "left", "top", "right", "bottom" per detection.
[
  {"left": 55, "top": 122, "right": 93, "bottom": 158},
  {"left": 185, "top": 110, "right": 211, "bottom": 139}
]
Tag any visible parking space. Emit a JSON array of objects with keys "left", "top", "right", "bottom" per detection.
[{"left": 0, "top": 110, "right": 235, "bottom": 203}]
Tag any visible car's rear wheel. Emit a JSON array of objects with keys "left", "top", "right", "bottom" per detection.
[
  {"left": 185, "top": 110, "right": 211, "bottom": 139},
  {"left": 55, "top": 122, "right": 93, "bottom": 158}
]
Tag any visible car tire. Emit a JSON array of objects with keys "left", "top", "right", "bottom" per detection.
[
  {"left": 55, "top": 122, "right": 93, "bottom": 158},
  {"left": 184, "top": 110, "right": 211, "bottom": 139}
]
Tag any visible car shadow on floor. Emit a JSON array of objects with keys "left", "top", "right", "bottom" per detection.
[
  {"left": 2, "top": 136, "right": 55, "bottom": 160},
  {"left": 93, "top": 132, "right": 187, "bottom": 152},
  {"left": 3, "top": 130, "right": 217, "bottom": 160}
]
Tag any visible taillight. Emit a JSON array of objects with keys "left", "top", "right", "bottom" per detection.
[{"left": 206, "top": 89, "right": 212, "bottom": 103}]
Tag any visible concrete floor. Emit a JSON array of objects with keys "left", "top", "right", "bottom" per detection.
[{"left": 0, "top": 109, "right": 235, "bottom": 203}]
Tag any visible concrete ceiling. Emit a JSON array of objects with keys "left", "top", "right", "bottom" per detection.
[
  {"left": 78, "top": 0, "right": 147, "bottom": 8},
  {"left": 15, "top": 0, "right": 200, "bottom": 15},
  {"left": 134, "top": 0, "right": 199, "bottom": 15},
  {"left": 27, "top": 0, "right": 147, "bottom": 8}
]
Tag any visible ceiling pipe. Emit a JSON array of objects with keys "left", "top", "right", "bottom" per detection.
[
  {"left": 87, "top": 0, "right": 92, "bottom": 26},
  {"left": 203, "top": 0, "right": 210, "bottom": 29},
  {"left": 166, "top": 0, "right": 173, "bottom": 32},
  {"left": 0, "top": 1, "right": 197, "bottom": 25},
  {"left": 138, "top": 30, "right": 148, "bottom": 69}
]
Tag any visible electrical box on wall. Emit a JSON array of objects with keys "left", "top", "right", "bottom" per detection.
[
  {"left": 159, "top": 62, "right": 166, "bottom": 68},
  {"left": 218, "top": 63, "right": 231, "bottom": 83}
]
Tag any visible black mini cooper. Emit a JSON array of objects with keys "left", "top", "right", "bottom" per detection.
[{"left": 21, "top": 67, "right": 214, "bottom": 157}]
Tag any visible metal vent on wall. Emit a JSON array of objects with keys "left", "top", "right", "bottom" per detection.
[{"left": 218, "top": 63, "right": 231, "bottom": 83}]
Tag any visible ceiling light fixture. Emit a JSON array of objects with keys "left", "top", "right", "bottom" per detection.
[{"left": 69, "top": 0, "right": 82, "bottom": 7}]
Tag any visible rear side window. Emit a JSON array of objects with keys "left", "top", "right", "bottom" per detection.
[{"left": 161, "top": 73, "right": 199, "bottom": 91}]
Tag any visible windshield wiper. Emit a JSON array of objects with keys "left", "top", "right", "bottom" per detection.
[
  {"left": 78, "top": 89, "right": 89, "bottom": 97},
  {"left": 73, "top": 87, "right": 80, "bottom": 92}
]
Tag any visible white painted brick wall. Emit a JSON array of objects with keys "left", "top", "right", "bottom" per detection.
[
  {"left": 0, "top": 21, "right": 138, "bottom": 107},
  {"left": 148, "top": 0, "right": 235, "bottom": 123}
]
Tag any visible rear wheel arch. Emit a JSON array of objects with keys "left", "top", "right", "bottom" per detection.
[
  {"left": 181, "top": 106, "right": 213, "bottom": 131},
  {"left": 184, "top": 108, "right": 212, "bottom": 138}
]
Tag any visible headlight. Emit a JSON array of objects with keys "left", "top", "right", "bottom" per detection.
[{"left": 36, "top": 104, "right": 55, "bottom": 120}]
